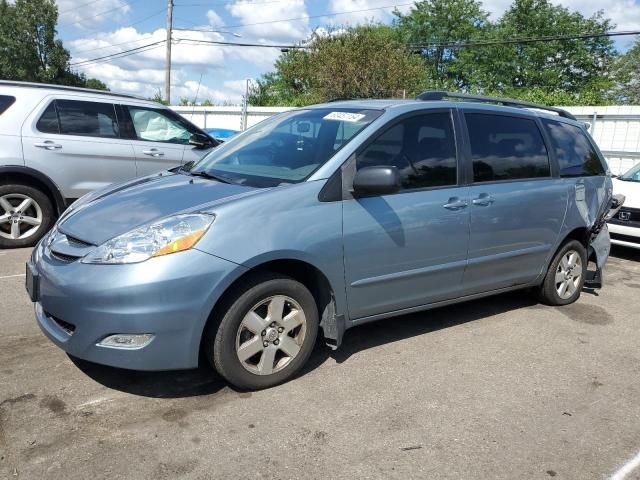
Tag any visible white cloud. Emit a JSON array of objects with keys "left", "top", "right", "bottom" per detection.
[
  {"left": 207, "top": 9, "right": 225, "bottom": 28},
  {"left": 226, "top": 0, "right": 310, "bottom": 42},
  {"left": 57, "top": 0, "right": 130, "bottom": 28}
]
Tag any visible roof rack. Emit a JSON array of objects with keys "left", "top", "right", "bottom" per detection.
[
  {"left": 0, "top": 80, "right": 148, "bottom": 101},
  {"left": 416, "top": 90, "right": 576, "bottom": 121}
]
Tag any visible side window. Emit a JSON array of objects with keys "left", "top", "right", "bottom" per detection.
[
  {"left": 542, "top": 119, "right": 605, "bottom": 177},
  {"left": 56, "top": 100, "right": 119, "bottom": 138},
  {"left": 356, "top": 112, "right": 457, "bottom": 190},
  {"left": 465, "top": 113, "right": 551, "bottom": 182},
  {"left": 127, "top": 106, "right": 192, "bottom": 144},
  {"left": 0, "top": 95, "right": 16, "bottom": 116},
  {"left": 36, "top": 101, "right": 60, "bottom": 134}
]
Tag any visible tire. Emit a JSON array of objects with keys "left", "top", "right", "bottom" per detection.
[
  {"left": 538, "top": 240, "right": 587, "bottom": 306},
  {"left": 0, "top": 184, "right": 54, "bottom": 249},
  {"left": 206, "top": 272, "right": 319, "bottom": 390}
]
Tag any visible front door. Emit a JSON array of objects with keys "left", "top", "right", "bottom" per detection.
[
  {"left": 342, "top": 111, "right": 471, "bottom": 320},
  {"left": 122, "top": 105, "right": 193, "bottom": 176},
  {"left": 461, "top": 111, "right": 568, "bottom": 294}
]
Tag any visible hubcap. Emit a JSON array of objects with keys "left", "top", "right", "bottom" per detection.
[
  {"left": 0, "top": 194, "right": 43, "bottom": 241},
  {"left": 555, "top": 250, "right": 583, "bottom": 299},
  {"left": 235, "top": 295, "right": 307, "bottom": 376}
]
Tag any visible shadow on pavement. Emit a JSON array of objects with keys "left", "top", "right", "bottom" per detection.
[
  {"left": 70, "top": 290, "right": 540, "bottom": 397},
  {"left": 610, "top": 245, "right": 640, "bottom": 262}
]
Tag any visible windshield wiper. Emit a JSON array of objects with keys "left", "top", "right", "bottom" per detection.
[{"left": 189, "top": 170, "right": 236, "bottom": 184}]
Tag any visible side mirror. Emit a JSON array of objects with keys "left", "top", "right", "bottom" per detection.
[
  {"left": 189, "top": 132, "right": 214, "bottom": 149},
  {"left": 352, "top": 166, "right": 401, "bottom": 196}
]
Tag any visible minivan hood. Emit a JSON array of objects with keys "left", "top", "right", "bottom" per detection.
[{"left": 58, "top": 172, "right": 257, "bottom": 245}]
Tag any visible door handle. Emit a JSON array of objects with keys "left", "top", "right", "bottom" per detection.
[
  {"left": 34, "top": 141, "right": 62, "bottom": 150},
  {"left": 443, "top": 198, "right": 468, "bottom": 210},
  {"left": 472, "top": 193, "right": 494, "bottom": 206},
  {"left": 142, "top": 149, "right": 164, "bottom": 157}
]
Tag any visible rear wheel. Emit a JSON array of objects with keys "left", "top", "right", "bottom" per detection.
[
  {"left": 538, "top": 240, "right": 587, "bottom": 306},
  {"left": 0, "top": 184, "right": 54, "bottom": 248},
  {"left": 207, "top": 273, "right": 319, "bottom": 390}
]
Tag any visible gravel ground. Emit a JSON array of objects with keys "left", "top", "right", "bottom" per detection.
[{"left": 0, "top": 246, "right": 639, "bottom": 480}]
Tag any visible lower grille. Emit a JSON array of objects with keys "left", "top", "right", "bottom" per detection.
[
  {"left": 50, "top": 251, "right": 81, "bottom": 263},
  {"left": 47, "top": 313, "right": 76, "bottom": 336},
  {"left": 610, "top": 232, "right": 640, "bottom": 244}
]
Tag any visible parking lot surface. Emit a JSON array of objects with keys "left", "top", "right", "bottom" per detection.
[{"left": 1, "top": 246, "right": 639, "bottom": 480}]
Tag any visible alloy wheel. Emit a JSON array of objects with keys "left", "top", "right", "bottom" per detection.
[
  {"left": 235, "top": 295, "right": 307, "bottom": 375},
  {"left": 555, "top": 250, "right": 583, "bottom": 299},
  {"left": 0, "top": 194, "right": 43, "bottom": 241}
]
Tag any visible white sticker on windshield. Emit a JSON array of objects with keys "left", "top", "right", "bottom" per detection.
[{"left": 323, "top": 111, "right": 367, "bottom": 123}]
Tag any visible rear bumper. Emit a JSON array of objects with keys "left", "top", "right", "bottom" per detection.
[{"left": 31, "top": 240, "right": 246, "bottom": 371}]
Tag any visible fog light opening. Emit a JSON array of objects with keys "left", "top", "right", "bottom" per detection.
[{"left": 97, "top": 334, "right": 154, "bottom": 349}]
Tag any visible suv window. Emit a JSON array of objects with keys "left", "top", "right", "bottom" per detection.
[
  {"left": 466, "top": 113, "right": 550, "bottom": 182},
  {"left": 356, "top": 112, "right": 457, "bottom": 189},
  {"left": 126, "top": 106, "right": 193, "bottom": 144},
  {"left": 36, "top": 101, "right": 59, "bottom": 134},
  {"left": 0, "top": 95, "right": 16, "bottom": 116},
  {"left": 55, "top": 100, "right": 119, "bottom": 138},
  {"left": 541, "top": 118, "right": 605, "bottom": 177}
]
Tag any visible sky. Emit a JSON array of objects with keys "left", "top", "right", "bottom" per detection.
[{"left": 56, "top": 0, "right": 640, "bottom": 105}]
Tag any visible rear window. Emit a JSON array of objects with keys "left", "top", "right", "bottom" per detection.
[
  {"left": 36, "top": 102, "right": 59, "bottom": 134},
  {"left": 0, "top": 95, "right": 16, "bottom": 116},
  {"left": 56, "top": 100, "right": 119, "bottom": 138},
  {"left": 465, "top": 113, "right": 551, "bottom": 182},
  {"left": 541, "top": 119, "right": 605, "bottom": 177}
]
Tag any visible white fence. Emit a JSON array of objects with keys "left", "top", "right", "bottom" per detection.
[{"left": 172, "top": 104, "right": 640, "bottom": 176}]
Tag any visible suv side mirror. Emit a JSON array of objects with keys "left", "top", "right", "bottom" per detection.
[
  {"left": 189, "top": 132, "right": 214, "bottom": 149},
  {"left": 352, "top": 166, "right": 401, "bottom": 196}
]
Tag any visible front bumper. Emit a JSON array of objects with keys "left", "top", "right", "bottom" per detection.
[
  {"left": 608, "top": 222, "right": 640, "bottom": 249},
  {"left": 30, "top": 240, "right": 245, "bottom": 371}
]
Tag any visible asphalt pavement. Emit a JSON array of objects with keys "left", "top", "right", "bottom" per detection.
[{"left": 1, "top": 246, "right": 639, "bottom": 480}]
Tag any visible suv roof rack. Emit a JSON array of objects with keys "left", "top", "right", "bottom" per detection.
[
  {"left": 0, "top": 80, "right": 148, "bottom": 101},
  {"left": 416, "top": 90, "right": 576, "bottom": 121}
]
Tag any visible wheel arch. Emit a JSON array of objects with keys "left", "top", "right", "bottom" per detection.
[
  {"left": 0, "top": 166, "right": 67, "bottom": 216},
  {"left": 198, "top": 257, "right": 339, "bottom": 362}
]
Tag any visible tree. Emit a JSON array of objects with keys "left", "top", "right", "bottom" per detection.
[
  {"left": 249, "top": 25, "right": 427, "bottom": 106},
  {"left": 614, "top": 38, "right": 640, "bottom": 104},
  {"left": 394, "top": 0, "right": 489, "bottom": 89},
  {"left": 460, "top": 0, "right": 616, "bottom": 105},
  {"left": 0, "top": 0, "right": 106, "bottom": 89}
]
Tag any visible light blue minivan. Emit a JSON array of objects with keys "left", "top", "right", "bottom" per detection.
[{"left": 27, "top": 92, "right": 616, "bottom": 390}]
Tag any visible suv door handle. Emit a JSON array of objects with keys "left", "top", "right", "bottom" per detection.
[
  {"left": 34, "top": 141, "right": 62, "bottom": 150},
  {"left": 443, "top": 198, "right": 468, "bottom": 210},
  {"left": 142, "top": 149, "right": 164, "bottom": 157},
  {"left": 472, "top": 193, "right": 494, "bottom": 206}
]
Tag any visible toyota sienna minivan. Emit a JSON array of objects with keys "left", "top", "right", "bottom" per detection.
[{"left": 27, "top": 92, "right": 616, "bottom": 390}]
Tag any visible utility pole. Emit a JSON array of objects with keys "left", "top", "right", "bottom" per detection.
[{"left": 164, "top": 0, "right": 173, "bottom": 104}]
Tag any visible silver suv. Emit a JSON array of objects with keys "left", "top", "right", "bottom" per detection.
[{"left": 0, "top": 81, "right": 217, "bottom": 248}]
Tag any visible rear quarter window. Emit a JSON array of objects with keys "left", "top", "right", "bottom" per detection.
[
  {"left": 542, "top": 119, "right": 605, "bottom": 177},
  {"left": 0, "top": 95, "right": 16, "bottom": 116}
]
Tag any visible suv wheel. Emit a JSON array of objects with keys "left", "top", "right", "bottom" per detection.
[
  {"left": 207, "top": 273, "right": 319, "bottom": 390},
  {"left": 538, "top": 240, "right": 587, "bottom": 306},
  {"left": 0, "top": 184, "right": 54, "bottom": 248}
]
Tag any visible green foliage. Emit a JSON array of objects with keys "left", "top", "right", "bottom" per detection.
[
  {"left": 150, "top": 89, "right": 169, "bottom": 105},
  {"left": 0, "top": 0, "right": 106, "bottom": 89},
  {"left": 459, "top": 0, "right": 617, "bottom": 105},
  {"left": 394, "top": 0, "right": 489, "bottom": 89},
  {"left": 249, "top": 25, "right": 428, "bottom": 106},
  {"left": 613, "top": 38, "right": 640, "bottom": 104},
  {"left": 251, "top": 0, "right": 624, "bottom": 107}
]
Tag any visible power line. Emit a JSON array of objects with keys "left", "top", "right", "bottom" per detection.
[
  {"left": 174, "top": 38, "right": 304, "bottom": 48},
  {"left": 70, "top": 40, "right": 166, "bottom": 67},
  {"left": 61, "top": 0, "right": 144, "bottom": 27},
  {"left": 175, "top": 2, "right": 415, "bottom": 31},
  {"left": 412, "top": 30, "right": 640, "bottom": 49},
  {"left": 175, "top": 0, "right": 296, "bottom": 7}
]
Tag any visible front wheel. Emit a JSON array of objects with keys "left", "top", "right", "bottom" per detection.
[
  {"left": 0, "top": 184, "right": 54, "bottom": 248},
  {"left": 207, "top": 273, "right": 319, "bottom": 390},
  {"left": 538, "top": 240, "right": 587, "bottom": 306}
]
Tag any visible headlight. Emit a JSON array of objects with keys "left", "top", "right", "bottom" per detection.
[{"left": 82, "top": 214, "right": 215, "bottom": 264}]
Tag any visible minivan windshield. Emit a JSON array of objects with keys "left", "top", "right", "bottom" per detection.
[
  {"left": 190, "top": 108, "right": 382, "bottom": 187},
  {"left": 619, "top": 163, "right": 640, "bottom": 182}
]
